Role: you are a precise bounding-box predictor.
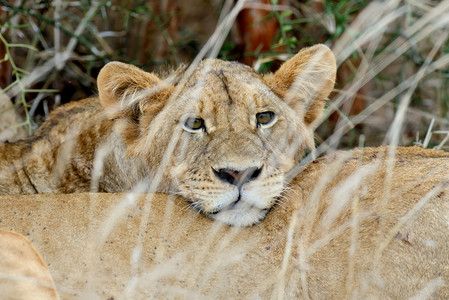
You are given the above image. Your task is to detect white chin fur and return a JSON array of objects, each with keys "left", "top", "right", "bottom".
[{"left": 208, "top": 201, "right": 268, "bottom": 227}]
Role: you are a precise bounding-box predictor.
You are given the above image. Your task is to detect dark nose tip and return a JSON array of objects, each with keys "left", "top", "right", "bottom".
[{"left": 213, "top": 166, "right": 262, "bottom": 186}]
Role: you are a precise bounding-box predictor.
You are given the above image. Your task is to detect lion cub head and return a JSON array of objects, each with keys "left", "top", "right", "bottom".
[{"left": 97, "top": 45, "right": 336, "bottom": 226}]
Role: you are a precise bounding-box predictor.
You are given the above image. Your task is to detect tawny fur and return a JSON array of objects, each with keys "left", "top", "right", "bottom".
[
  {"left": 0, "top": 230, "right": 59, "bottom": 300},
  {"left": 0, "top": 44, "right": 336, "bottom": 226},
  {"left": 1, "top": 146, "right": 449, "bottom": 299}
]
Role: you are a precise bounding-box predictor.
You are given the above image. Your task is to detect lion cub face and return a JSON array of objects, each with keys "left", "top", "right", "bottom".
[{"left": 97, "top": 45, "right": 336, "bottom": 226}]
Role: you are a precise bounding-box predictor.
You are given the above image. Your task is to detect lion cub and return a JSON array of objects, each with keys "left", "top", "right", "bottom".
[{"left": 0, "top": 45, "right": 336, "bottom": 226}]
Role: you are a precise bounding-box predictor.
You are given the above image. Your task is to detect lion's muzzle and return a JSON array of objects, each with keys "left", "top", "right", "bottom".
[{"left": 212, "top": 166, "right": 262, "bottom": 188}]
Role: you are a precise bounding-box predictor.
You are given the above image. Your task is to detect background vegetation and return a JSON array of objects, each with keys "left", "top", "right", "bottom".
[{"left": 1, "top": 0, "right": 449, "bottom": 150}]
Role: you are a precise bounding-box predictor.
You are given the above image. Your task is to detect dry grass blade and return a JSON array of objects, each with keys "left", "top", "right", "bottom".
[{"left": 1, "top": 0, "right": 449, "bottom": 299}]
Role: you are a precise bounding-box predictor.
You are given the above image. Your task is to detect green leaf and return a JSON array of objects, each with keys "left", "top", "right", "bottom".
[
  {"left": 134, "top": 6, "right": 149, "bottom": 13},
  {"left": 288, "top": 36, "right": 298, "bottom": 45},
  {"left": 282, "top": 25, "right": 293, "bottom": 32},
  {"left": 281, "top": 10, "right": 293, "bottom": 18}
]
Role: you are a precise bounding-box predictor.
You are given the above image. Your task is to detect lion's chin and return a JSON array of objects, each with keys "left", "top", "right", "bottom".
[{"left": 206, "top": 201, "right": 269, "bottom": 227}]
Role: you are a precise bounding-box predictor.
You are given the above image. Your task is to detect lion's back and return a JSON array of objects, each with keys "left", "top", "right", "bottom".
[
  {"left": 287, "top": 146, "right": 449, "bottom": 298},
  {"left": 0, "top": 97, "right": 106, "bottom": 195}
]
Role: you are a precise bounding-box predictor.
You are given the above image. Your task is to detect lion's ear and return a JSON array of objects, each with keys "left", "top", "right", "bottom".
[
  {"left": 264, "top": 44, "right": 336, "bottom": 126},
  {"left": 97, "top": 62, "right": 163, "bottom": 118}
]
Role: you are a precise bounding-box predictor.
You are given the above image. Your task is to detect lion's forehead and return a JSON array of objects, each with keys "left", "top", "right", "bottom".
[{"left": 180, "top": 61, "right": 279, "bottom": 119}]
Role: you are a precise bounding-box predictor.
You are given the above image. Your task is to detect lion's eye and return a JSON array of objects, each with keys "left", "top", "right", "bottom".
[
  {"left": 256, "top": 111, "right": 275, "bottom": 127},
  {"left": 184, "top": 117, "right": 205, "bottom": 132}
]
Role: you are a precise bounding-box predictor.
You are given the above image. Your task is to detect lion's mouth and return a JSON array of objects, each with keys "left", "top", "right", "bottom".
[
  {"left": 207, "top": 203, "right": 270, "bottom": 227},
  {"left": 201, "top": 196, "right": 272, "bottom": 227},
  {"left": 182, "top": 167, "right": 284, "bottom": 226},
  {"left": 207, "top": 195, "right": 241, "bottom": 215}
]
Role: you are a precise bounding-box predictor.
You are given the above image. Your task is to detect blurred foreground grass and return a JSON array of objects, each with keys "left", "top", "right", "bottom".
[{"left": 0, "top": 0, "right": 449, "bottom": 149}]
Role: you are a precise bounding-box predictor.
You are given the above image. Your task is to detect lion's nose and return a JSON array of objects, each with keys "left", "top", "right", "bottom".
[{"left": 213, "top": 166, "right": 262, "bottom": 187}]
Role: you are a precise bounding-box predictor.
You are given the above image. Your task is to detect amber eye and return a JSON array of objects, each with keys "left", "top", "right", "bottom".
[
  {"left": 256, "top": 111, "right": 275, "bottom": 127},
  {"left": 184, "top": 117, "right": 205, "bottom": 132}
]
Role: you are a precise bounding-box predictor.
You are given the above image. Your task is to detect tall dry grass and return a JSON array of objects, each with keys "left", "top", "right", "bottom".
[{"left": 1, "top": 0, "right": 449, "bottom": 298}]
